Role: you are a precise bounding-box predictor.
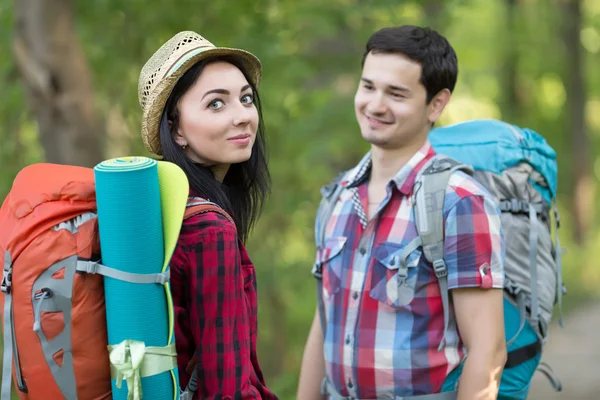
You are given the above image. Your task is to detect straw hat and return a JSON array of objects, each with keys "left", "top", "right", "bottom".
[{"left": 138, "top": 31, "right": 262, "bottom": 155}]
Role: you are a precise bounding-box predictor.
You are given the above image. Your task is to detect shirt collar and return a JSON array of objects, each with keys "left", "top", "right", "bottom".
[{"left": 343, "top": 141, "right": 436, "bottom": 196}]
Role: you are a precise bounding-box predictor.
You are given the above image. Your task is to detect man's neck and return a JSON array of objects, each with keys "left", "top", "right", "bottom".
[{"left": 370, "top": 137, "right": 427, "bottom": 185}]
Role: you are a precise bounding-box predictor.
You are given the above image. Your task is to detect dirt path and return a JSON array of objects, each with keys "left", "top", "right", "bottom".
[{"left": 527, "top": 301, "right": 600, "bottom": 399}]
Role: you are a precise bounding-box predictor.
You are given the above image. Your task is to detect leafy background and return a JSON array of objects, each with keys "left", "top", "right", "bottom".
[{"left": 1, "top": 0, "right": 599, "bottom": 398}]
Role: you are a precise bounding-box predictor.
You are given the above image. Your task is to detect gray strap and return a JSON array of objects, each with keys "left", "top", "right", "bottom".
[
  {"left": 506, "top": 292, "right": 527, "bottom": 347},
  {"left": 434, "top": 257, "right": 449, "bottom": 352},
  {"left": 180, "top": 366, "right": 198, "bottom": 400},
  {"left": 313, "top": 179, "right": 345, "bottom": 337},
  {"left": 528, "top": 204, "right": 539, "bottom": 332},
  {"left": 33, "top": 289, "right": 51, "bottom": 333},
  {"left": 2, "top": 295, "right": 13, "bottom": 400},
  {"left": 413, "top": 155, "right": 472, "bottom": 352},
  {"left": 76, "top": 260, "right": 170, "bottom": 285},
  {"left": 397, "top": 237, "right": 423, "bottom": 285},
  {"left": 187, "top": 199, "right": 219, "bottom": 208},
  {"left": 498, "top": 199, "right": 546, "bottom": 215},
  {"left": 536, "top": 362, "right": 563, "bottom": 392},
  {"left": 2, "top": 251, "right": 14, "bottom": 400},
  {"left": 553, "top": 206, "right": 564, "bottom": 328},
  {"left": 312, "top": 177, "right": 345, "bottom": 389}
]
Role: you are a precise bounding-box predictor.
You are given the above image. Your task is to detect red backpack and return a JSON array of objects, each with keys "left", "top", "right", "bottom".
[{"left": 0, "top": 163, "right": 231, "bottom": 399}]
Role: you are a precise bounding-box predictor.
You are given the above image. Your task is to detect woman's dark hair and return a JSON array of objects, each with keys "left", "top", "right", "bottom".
[{"left": 159, "top": 55, "right": 270, "bottom": 242}]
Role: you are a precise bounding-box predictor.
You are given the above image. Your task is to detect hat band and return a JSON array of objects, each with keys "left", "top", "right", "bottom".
[{"left": 164, "top": 45, "right": 214, "bottom": 78}]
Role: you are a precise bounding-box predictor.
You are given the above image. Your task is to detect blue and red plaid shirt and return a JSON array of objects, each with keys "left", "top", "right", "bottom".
[
  {"left": 170, "top": 206, "right": 278, "bottom": 400},
  {"left": 315, "top": 141, "right": 505, "bottom": 398}
]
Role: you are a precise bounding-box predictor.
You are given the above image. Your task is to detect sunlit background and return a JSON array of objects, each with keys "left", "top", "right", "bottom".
[{"left": 1, "top": 0, "right": 599, "bottom": 398}]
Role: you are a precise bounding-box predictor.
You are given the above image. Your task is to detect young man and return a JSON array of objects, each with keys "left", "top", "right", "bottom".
[{"left": 298, "top": 26, "right": 506, "bottom": 400}]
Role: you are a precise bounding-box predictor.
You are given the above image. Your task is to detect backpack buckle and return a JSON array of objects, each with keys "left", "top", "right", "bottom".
[
  {"left": 1, "top": 265, "right": 12, "bottom": 294},
  {"left": 432, "top": 259, "right": 447, "bottom": 278},
  {"left": 312, "top": 262, "right": 323, "bottom": 279}
]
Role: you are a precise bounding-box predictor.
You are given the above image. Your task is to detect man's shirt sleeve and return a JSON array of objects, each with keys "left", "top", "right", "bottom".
[{"left": 443, "top": 194, "right": 505, "bottom": 290}]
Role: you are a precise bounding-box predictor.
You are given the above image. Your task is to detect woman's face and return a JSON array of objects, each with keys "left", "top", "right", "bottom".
[{"left": 173, "top": 61, "right": 258, "bottom": 177}]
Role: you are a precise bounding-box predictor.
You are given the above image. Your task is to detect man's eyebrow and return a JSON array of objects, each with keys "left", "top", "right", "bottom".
[{"left": 361, "top": 78, "right": 410, "bottom": 92}]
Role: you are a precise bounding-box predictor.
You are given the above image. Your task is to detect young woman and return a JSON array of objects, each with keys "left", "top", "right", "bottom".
[{"left": 138, "top": 31, "right": 277, "bottom": 399}]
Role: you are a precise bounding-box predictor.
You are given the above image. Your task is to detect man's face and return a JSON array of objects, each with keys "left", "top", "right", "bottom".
[{"left": 354, "top": 52, "right": 442, "bottom": 150}]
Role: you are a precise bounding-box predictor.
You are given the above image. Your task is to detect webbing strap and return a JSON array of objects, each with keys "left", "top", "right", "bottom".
[
  {"left": 397, "top": 237, "right": 423, "bottom": 285},
  {"left": 180, "top": 374, "right": 198, "bottom": 400},
  {"left": 528, "top": 204, "right": 540, "bottom": 332},
  {"left": 414, "top": 155, "right": 472, "bottom": 352},
  {"left": 108, "top": 340, "right": 177, "bottom": 400},
  {"left": 313, "top": 178, "right": 345, "bottom": 391},
  {"left": 2, "top": 289, "right": 13, "bottom": 400},
  {"left": 76, "top": 260, "right": 170, "bottom": 285},
  {"left": 185, "top": 198, "right": 234, "bottom": 226},
  {"left": 183, "top": 198, "right": 236, "bottom": 399},
  {"left": 504, "top": 338, "right": 542, "bottom": 369},
  {"left": 32, "top": 289, "right": 51, "bottom": 333},
  {"left": 313, "top": 180, "right": 345, "bottom": 331},
  {"left": 553, "top": 206, "right": 564, "bottom": 328},
  {"left": 2, "top": 251, "right": 15, "bottom": 400},
  {"left": 536, "top": 362, "right": 563, "bottom": 392},
  {"left": 506, "top": 292, "right": 528, "bottom": 348}
]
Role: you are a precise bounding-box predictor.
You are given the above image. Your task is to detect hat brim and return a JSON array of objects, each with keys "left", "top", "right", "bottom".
[{"left": 141, "top": 47, "right": 262, "bottom": 155}]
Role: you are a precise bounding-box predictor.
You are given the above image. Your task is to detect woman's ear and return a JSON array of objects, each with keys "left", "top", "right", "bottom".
[{"left": 170, "top": 120, "right": 187, "bottom": 148}]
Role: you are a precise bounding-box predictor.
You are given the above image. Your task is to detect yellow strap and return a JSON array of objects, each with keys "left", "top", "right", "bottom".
[{"left": 108, "top": 340, "right": 177, "bottom": 400}]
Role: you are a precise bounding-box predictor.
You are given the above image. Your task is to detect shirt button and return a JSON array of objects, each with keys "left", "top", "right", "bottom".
[
  {"left": 359, "top": 247, "right": 366, "bottom": 255},
  {"left": 347, "top": 379, "right": 354, "bottom": 389},
  {"left": 352, "top": 292, "right": 359, "bottom": 300},
  {"left": 345, "top": 335, "right": 351, "bottom": 345}
]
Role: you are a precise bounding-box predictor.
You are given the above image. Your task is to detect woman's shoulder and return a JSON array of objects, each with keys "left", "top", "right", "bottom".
[{"left": 180, "top": 199, "right": 236, "bottom": 240}]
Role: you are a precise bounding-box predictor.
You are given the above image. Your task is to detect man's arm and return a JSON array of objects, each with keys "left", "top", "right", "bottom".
[
  {"left": 453, "top": 287, "right": 506, "bottom": 400},
  {"left": 442, "top": 189, "right": 506, "bottom": 400},
  {"left": 297, "top": 308, "right": 326, "bottom": 400}
]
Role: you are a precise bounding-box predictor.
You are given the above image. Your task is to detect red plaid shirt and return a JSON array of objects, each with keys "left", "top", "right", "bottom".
[{"left": 170, "top": 208, "right": 278, "bottom": 399}]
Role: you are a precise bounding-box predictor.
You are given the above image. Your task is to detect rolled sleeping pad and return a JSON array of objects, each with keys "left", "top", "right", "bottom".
[{"left": 94, "top": 157, "right": 189, "bottom": 400}]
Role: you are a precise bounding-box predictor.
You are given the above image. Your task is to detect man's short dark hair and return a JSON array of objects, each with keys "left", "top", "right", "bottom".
[{"left": 361, "top": 25, "right": 458, "bottom": 103}]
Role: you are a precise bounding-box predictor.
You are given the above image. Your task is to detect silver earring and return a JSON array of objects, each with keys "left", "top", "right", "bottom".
[{"left": 181, "top": 143, "right": 187, "bottom": 150}]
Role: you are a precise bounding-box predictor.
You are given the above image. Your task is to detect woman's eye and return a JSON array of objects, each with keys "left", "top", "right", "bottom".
[
  {"left": 208, "top": 99, "right": 224, "bottom": 110},
  {"left": 241, "top": 94, "right": 254, "bottom": 104}
]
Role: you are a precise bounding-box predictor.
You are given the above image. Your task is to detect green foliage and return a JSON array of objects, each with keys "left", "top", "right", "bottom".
[{"left": 1, "top": 0, "right": 600, "bottom": 397}]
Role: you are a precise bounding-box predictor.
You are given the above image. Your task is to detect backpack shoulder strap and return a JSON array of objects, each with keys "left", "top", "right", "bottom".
[
  {"left": 314, "top": 172, "right": 346, "bottom": 254},
  {"left": 312, "top": 171, "right": 346, "bottom": 394},
  {"left": 181, "top": 197, "right": 236, "bottom": 399},
  {"left": 184, "top": 197, "right": 234, "bottom": 227},
  {"left": 413, "top": 154, "right": 473, "bottom": 351}
]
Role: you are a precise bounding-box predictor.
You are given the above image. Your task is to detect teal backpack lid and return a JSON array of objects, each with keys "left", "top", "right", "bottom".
[{"left": 428, "top": 119, "right": 558, "bottom": 205}]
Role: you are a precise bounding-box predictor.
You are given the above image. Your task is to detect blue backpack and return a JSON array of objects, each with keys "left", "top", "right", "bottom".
[{"left": 424, "top": 119, "right": 564, "bottom": 399}]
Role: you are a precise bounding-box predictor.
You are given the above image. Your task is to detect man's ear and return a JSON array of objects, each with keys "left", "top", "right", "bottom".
[{"left": 427, "top": 89, "right": 452, "bottom": 125}]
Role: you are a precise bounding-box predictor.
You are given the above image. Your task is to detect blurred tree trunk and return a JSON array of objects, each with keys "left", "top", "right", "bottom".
[
  {"left": 559, "top": 0, "right": 592, "bottom": 245},
  {"left": 501, "top": 0, "right": 521, "bottom": 124},
  {"left": 423, "top": 0, "right": 445, "bottom": 28},
  {"left": 13, "top": 0, "right": 105, "bottom": 167}
]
